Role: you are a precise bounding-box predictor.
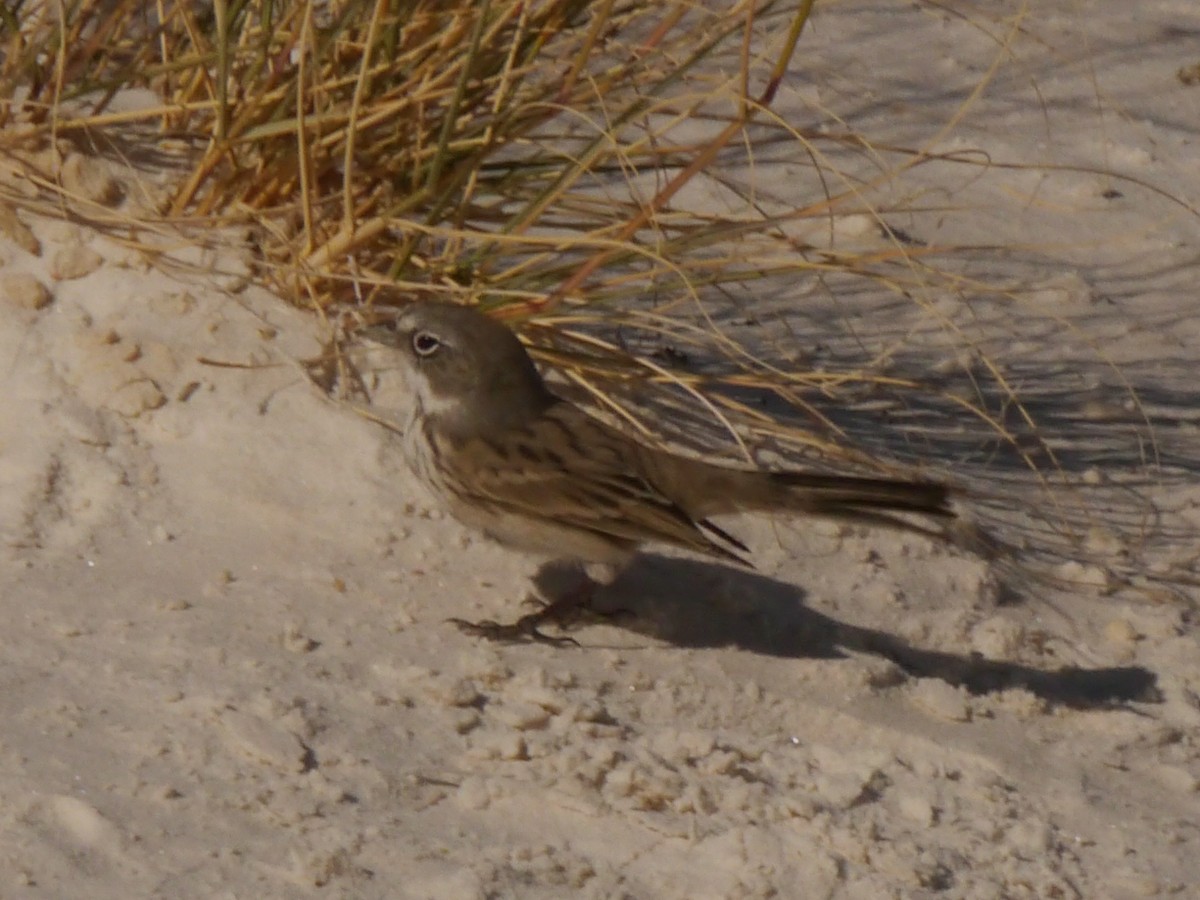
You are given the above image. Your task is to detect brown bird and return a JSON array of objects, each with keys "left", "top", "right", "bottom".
[{"left": 362, "top": 302, "right": 955, "bottom": 643}]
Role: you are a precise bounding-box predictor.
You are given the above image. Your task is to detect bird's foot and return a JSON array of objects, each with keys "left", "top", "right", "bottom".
[
  {"left": 450, "top": 578, "right": 629, "bottom": 645},
  {"left": 448, "top": 613, "right": 581, "bottom": 647}
]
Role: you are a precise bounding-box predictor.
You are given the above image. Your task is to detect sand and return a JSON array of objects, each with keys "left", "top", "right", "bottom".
[{"left": 1, "top": 3, "right": 1197, "bottom": 898}]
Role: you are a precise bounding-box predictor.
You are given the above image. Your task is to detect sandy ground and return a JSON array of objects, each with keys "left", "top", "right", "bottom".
[{"left": 1, "top": 4, "right": 1198, "bottom": 899}]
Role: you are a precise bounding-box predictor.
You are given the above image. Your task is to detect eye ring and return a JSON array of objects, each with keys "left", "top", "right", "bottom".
[{"left": 411, "top": 330, "right": 442, "bottom": 357}]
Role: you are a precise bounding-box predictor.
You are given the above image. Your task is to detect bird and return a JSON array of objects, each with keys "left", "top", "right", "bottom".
[{"left": 360, "top": 301, "right": 957, "bottom": 644}]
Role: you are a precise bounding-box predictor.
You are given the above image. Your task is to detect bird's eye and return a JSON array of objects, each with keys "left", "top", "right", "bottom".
[{"left": 411, "top": 330, "right": 442, "bottom": 357}]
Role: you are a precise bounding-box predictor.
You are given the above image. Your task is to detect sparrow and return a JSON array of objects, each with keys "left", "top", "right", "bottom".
[{"left": 361, "top": 301, "right": 956, "bottom": 643}]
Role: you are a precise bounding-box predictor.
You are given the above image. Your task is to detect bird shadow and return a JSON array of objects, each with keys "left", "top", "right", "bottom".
[{"left": 534, "top": 554, "right": 1161, "bottom": 711}]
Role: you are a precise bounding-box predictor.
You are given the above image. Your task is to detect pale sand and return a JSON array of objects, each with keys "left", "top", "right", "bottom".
[{"left": 1, "top": 4, "right": 1197, "bottom": 898}]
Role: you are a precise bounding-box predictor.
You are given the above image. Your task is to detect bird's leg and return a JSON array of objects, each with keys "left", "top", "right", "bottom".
[
  {"left": 449, "top": 577, "right": 593, "bottom": 646},
  {"left": 449, "top": 562, "right": 624, "bottom": 646},
  {"left": 449, "top": 613, "right": 582, "bottom": 647}
]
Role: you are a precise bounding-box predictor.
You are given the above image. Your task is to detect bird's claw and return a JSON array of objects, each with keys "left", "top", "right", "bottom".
[
  {"left": 447, "top": 615, "right": 580, "bottom": 647},
  {"left": 448, "top": 583, "right": 631, "bottom": 646}
]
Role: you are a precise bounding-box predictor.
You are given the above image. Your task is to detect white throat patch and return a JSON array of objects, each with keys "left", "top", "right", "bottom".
[{"left": 410, "top": 369, "right": 462, "bottom": 419}]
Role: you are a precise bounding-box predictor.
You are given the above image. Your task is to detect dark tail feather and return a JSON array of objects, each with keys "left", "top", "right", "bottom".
[{"left": 769, "top": 471, "right": 955, "bottom": 518}]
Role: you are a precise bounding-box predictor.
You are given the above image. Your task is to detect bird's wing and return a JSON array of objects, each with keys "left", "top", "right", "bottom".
[{"left": 441, "top": 403, "right": 749, "bottom": 564}]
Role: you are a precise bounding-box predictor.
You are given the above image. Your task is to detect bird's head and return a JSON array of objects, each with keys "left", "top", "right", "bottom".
[{"left": 362, "top": 302, "right": 554, "bottom": 436}]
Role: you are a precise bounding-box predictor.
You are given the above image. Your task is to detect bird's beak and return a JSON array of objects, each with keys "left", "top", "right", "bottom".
[{"left": 358, "top": 323, "right": 401, "bottom": 346}]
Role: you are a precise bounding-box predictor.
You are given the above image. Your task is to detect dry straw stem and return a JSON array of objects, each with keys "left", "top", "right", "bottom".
[{"left": 0, "top": 1, "right": 1190, "bottom": 594}]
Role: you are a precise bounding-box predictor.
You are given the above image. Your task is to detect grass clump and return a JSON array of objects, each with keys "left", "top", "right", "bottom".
[{"left": 2, "top": 1, "right": 816, "bottom": 309}]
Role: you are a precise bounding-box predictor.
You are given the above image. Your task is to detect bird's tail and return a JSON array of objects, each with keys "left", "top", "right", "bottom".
[
  {"left": 636, "top": 447, "right": 956, "bottom": 537},
  {"left": 675, "top": 467, "right": 956, "bottom": 543},
  {"left": 766, "top": 471, "right": 954, "bottom": 519}
]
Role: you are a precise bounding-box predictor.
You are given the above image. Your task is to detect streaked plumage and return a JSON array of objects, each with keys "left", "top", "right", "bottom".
[{"left": 363, "top": 302, "right": 955, "bottom": 641}]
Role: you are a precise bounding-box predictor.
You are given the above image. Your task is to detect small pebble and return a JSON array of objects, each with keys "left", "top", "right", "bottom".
[
  {"left": 1104, "top": 618, "right": 1139, "bottom": 645},
  {"left": 50, "top": 243, "right": 105, "bottom": 280},
  {"left": 0, "top": 201, "right": 41, "bottom": 254},
  {"left": 0, "top": 272, "right": 52, "bottom": 310},
  {"left": 59, "top": 153, "right": 122, "bottom": 206}
]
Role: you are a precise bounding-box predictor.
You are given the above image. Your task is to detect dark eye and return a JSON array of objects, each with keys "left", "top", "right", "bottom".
[{"left": 412, "top": 330, "right": 442, "bottom": 357}]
